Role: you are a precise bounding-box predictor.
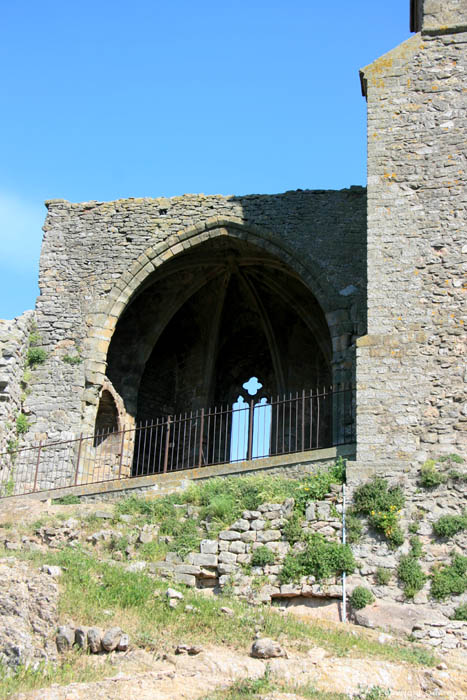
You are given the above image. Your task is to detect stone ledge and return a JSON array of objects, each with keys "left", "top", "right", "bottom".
[{"left": 18, "top": 444, "right": 355, "bottom": 503}]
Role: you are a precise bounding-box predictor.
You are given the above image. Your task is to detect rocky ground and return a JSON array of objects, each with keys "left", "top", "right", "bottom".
[
  {"left": 0, "top": 490, "right": 465, "bottom": 699},
  {"left": 11, "top": 643, "right": 467, "bottom": 700}
]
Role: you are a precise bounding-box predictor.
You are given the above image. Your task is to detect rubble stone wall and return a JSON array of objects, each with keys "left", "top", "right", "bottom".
[
  {"left": 357, "top": 12, "right": 466, "bottom": 467},
  {"left": 0, "top": 311, "right": 34, "bottom": 455},
  {"left": 24, "top": 188, "right": 366, "bottom": 441}
]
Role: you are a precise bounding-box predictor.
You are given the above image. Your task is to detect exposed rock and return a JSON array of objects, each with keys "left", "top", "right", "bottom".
[
  {"left": 117, "top": 633, "right": 130, "bottom": 651},
  {"left": 175, "top": 643, "right": 203, "bottom": 655},
  {"left": 250, "top": 637, "right": 287, "bottom": 659},
  {"left": 101, "top": 626, "right": 122, "bottom": 652},
  {"left": 56, "top": 625, "right": 75, "bottom": 653},
  {"left": 166, "top": 588, "right": 184, "bottom": 600},
  {"left": 41, "top": 565, "right": 63, "bottom": 578},
  {"left": 74, "top": 626, "right": 89, "bottom": 651},
  {"left": 351, "top": 601, "right": 449, "bottom": 636},
  {"left": 0, "top": 558, "right": 58, "bottom": 669},
  {"left": 87, "top": 627, "right": 103, "bottom": 653}
]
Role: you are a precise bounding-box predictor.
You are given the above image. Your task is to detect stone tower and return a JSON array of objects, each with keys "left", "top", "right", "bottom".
[{"left": 352, "top": 0, "right": 466, "bottom": 478}]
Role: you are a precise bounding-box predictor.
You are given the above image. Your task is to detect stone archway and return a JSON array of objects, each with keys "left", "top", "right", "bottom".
[{"left": 82, "top": 220, "right": 352, "bottom": 434}]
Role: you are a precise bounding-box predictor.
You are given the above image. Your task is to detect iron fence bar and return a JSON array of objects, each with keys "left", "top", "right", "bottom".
[
  {"left": 74, "top": 434, "right": 83, "bottom": 486},
  {"left": 163, "top": 416, "right": 171, "bottom": 474},
  {"left": 118, "top": 425, "right": 126, "bottom": 479},
  {"left": 0, "top": 386, "right": 356, "bottom": 498},
  {"left": 33, "top": 441, "right": 42, "bottom": 492}
]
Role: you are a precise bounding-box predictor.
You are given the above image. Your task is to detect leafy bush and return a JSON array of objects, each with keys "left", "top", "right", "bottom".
[
  {"left": 397, "top": 554, "right": 426, "bottom": 599},
  {"left": 432, "top": 512, "right": 467, "bottom": 539},
  {"left": 375, "top": 567, "right": 391, "bottom": 586},
  {"left": 26, "top": 347, "right": 47, "bottom": 368},
  {"left": 280, "top": 533, "right": 355, "bottom": 583},
  {"left": 16, "top": 412, "right": 30, "bottom": 435},
  {"left": 353, "top": 478, "right": 405, "bottom": 547},
  {"left": 346, "top": 513, "right": 363, "bottom": 543},
  {"left": 251, "top": 545, "right": 276, "bottom": 567},
  {"left": 282, "top": 512, "right": 303, "bottom": 544},
  {"left": 431, "top": 553, "right": 467, "bottom": 600},
  {"left": 452, "top": 603, "right": 467, "bottom": 621},
  {"left": 349, "top": 586, "right": 374, "bottom": 610},
  {"left": 419, "top": 460, "right": 446, "bottom": 488}
]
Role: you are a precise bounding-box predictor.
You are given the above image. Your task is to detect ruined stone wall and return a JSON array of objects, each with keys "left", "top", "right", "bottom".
[
  {"left": 25, "top": 189, "right": 366, "bottom": 442},
  {"left": 357, "top": 8, "right": 466, "bottom": 467},
  {"left": 0, "top": 311, "right": 34, "bottom": 455}
]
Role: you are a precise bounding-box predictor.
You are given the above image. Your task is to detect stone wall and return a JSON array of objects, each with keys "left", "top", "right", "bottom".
[
  {"left": 0, "top": 311, "right": 34, "bottom": 456},
  {"left": 357, "top": 4, "right": 466, "bottom": 467},
  {"left": 24, "top": 188, "right": 366, "bottom": 442}
]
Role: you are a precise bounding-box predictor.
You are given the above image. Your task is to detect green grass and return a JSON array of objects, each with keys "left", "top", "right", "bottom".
[
  {"left": 52, "top": 494, "right": 81, "bottom": 505},
  {"left": 203, "top": 674, "right": 350, "bottom": 700},
  {"left": 0, "top": 651, "right": 115, "bottom": 699},
  {"left": 3, "top": 545, "right": 438, "bottom": 669}
]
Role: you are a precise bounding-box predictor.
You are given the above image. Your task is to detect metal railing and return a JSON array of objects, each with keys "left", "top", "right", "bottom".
[{"left": 0, "top": 385, "right": 354, "bottom": 498}]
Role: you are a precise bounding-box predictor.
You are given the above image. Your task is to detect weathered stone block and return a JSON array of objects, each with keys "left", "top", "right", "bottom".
[
  {"left": 188, "top": 553, "right": 218, "bottom": 567},
  {"left": 200, "top": 539, "right": 218, "bottom": 554}
]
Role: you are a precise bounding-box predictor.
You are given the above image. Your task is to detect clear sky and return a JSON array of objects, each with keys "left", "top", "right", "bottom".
[{"left": 0, "top": 0, "right": 410, "bottom": 319}]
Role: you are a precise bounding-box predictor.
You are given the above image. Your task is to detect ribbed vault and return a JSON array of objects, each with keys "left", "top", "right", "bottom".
[{"left": 103, "top": 236, "right": 332, "bottom": 425}]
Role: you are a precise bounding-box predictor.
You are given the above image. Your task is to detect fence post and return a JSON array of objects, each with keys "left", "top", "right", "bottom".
[
  {"left": 247, "top": 399, "right": 254, "bottom": 461},
  {"left": 163, "top": 416, "right": 171, "bottom": 474},
  {"left": 74, "top": 434, "right": 83, "bottom": 486},
  {"left": 117, "top": 426, "right": 126, "bottom": 480},
  {"left": 33, "top": 441, "right": 42, "bottom": 493},
  {"left": 198, "top": 408, "right": 205, "bottom": 468}
]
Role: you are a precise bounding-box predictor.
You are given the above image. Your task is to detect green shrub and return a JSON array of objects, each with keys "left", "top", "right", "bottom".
[
  {"left": 16, "top": 412, "right": 30, "bottom": 435},
  {"left": 251, "top": 545, "right": 276, "bottom": 568},
  {"left": 452, "top": 603, "right": 467, "bottom": 621},
  {"left": 431, "top": 553, "right": 467, "bottom": 600},
  {"left": 346, "top": 513, "right": 363, "bottom": 543},
  {"left": 28, "top": 331, "right": 41, "bottom": 347},
  {"left": 349, "top": 586, "right": 374, "bottom": 610},
  {"left": 353, "top": 478, "right": 405, "bottom": 547},
  {"left": 419, "top": 460, "right": 446, "bottom": 488},
  {"left": 280, "top": 533, "right": 355, "bottom": 583},
  {"left": 409, "top": 536, "right": 424, "bottom": 558},
  {"left": 397, "top": 555, "right": 426, "bottom": 599},
  {"left": 451, "top": 603, "right": 467, "bottom": 622},
  {"left": 26, "top": 347, "right": 47, "bottom": 368},
  {"left": 282, "top": 512, "right": 303, "bottom": 544},
  {"left": 375, "top": 567, "right": 391, "bottom": 586},
  {"left": 432, "top": 512, "right": 467, "bottom": 539}
]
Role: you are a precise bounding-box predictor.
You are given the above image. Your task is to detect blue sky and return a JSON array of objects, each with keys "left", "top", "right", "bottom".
[{"left": 0, "top": 0, "right": 410, "bottom": 319}]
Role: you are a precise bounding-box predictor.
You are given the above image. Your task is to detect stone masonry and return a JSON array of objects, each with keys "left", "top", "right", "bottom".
[
  {"left": 354, "top": 0, "right": 466, "bottom": 470},
  {"left": 0, "top": 0, "right": 465, "bottom": 492}
]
